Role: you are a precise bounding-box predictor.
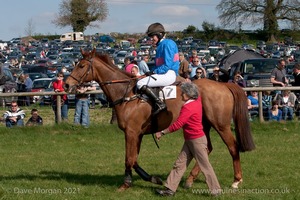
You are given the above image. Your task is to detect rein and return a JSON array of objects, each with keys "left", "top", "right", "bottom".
[
  {"left": 99, "top": 75, "right": 146, "bottom": 86},
  {"left": 98, "top": 75, "right": 146, "bottom": 106}
]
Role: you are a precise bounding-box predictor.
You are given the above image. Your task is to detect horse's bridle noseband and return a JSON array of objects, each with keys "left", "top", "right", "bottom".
[{"left": 69, "top": 58, "right": 94, "bottom": 87}]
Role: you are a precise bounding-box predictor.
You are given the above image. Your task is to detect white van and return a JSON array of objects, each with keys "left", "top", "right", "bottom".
[{"left": 60, "top": 32, "right": 84, "bottom": 41}]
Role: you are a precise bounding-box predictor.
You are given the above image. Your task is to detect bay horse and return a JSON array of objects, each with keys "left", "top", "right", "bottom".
[{"left": 64, "top": 49, "right": 255, "bottom": 191}]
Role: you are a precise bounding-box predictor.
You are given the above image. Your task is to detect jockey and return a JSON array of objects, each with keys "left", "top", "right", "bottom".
[{"left": 137, "top": 22, "right": 179, "bottom": 115}]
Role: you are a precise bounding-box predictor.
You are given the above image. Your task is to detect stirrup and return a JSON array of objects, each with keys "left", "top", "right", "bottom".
[{"left": 152, "top": 104, "right": 166, "bottom": 115}]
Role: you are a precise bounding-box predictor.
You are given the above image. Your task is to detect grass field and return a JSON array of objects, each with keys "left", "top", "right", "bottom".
[{"left": 0, "top": 106, "right": 299, "bottom": 199}]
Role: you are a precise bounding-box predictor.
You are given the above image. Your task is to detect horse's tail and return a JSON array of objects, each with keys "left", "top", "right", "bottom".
[{"left": 226, "top": 83, "right": 255, "bottom": 152}]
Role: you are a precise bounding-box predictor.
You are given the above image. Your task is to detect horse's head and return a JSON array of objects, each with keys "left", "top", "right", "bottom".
[{"left": 65, "top": 49, "right": 96, "bottom": 93}]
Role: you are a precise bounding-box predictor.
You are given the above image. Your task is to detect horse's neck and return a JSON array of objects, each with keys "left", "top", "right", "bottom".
[{"left": 94, "top": 64, "right": 135, "bottom": 102}]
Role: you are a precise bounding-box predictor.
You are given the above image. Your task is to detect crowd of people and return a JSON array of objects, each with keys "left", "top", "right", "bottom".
[
  {"left": 247, "top": 61, "right": 300, "bottom": 122},
  {"left": 175, "top": 51, "right": 300, "bottom": 122}
]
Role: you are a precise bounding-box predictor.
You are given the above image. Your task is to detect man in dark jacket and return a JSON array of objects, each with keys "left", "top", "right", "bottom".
[
  {"left": 292, "top": 63, "right": 300, "bottom": 94},
  {"left": 209, "top": 66, "right": 229, "bottom": 82}
]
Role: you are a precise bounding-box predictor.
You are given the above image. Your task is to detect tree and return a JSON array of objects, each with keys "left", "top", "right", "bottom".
[
  {"left": 184, "top": 25, "right": 197, "bottom": 34},
  {"left": 52, "top": 0, "right": 108, "bottom": 32},
  {"left": 24, "top": 18, "right": 36, "bottom": 37},
  {"left": 216, "top": 0, "right": 300, "bottom": 42}
]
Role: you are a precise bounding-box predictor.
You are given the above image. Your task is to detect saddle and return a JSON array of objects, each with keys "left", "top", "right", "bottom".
[{"left": 139, "top": 76, "right": 185, "bottom": 99}]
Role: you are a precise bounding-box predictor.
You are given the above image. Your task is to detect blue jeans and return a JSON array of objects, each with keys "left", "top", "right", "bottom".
[
  {"left": 52, "top": 100, "right": 69, "bottom": 123},
  {"left": 282, "top": 106, "right": 294, "bottom": 120},
  {"left": 6, "top": 119, "right": 24, "bottom": 127},
  {"left": 74, "top": 99, "right": 90, "bottom": 126}
]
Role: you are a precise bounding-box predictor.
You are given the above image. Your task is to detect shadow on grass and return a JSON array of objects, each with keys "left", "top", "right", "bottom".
[{"left": 0, "top": 171, "right": 167, "bottom": 188}]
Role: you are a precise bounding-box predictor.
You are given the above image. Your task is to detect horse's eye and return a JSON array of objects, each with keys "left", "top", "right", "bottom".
[{"left": 77, "top": 63, "right": 85, "bottom": 68}]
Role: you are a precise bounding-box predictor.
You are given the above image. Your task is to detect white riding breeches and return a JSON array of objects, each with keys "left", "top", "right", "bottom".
[{"left": 136, "top": 70, "right": 176, "bottom": 89}]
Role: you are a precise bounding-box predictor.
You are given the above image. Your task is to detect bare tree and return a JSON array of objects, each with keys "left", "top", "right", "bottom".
[
  {"left": 52, "top": 0, "right": 108, "bottom": 32},
  {"left": 216, "top": 0, "right": 300, "bottom": 41},
  {"left": 24, "top": 18, "right": 36, "bottom": 37}
]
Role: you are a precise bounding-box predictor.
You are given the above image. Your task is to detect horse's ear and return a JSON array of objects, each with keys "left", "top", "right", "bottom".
[{"left": 80, "top": 48, "right": 85, "bottom": 55}]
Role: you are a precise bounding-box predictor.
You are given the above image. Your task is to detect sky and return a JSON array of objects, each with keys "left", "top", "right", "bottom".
[{"left": 0, "top": 0, "right": 242, "bottom": 41}]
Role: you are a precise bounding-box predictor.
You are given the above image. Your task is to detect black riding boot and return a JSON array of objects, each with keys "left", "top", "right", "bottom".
[{"left": 140, "top": 86, "right": 166, "bottom": 115}]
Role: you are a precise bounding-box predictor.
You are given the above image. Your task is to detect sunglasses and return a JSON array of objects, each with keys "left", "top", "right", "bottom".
[{"left": 196, "top": 72, "right": 202, "bottom": 74}]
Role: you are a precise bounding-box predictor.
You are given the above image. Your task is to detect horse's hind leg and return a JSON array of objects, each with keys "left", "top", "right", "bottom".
[{"left": 217, "top": 126, "right": 243, "bottom": 188}]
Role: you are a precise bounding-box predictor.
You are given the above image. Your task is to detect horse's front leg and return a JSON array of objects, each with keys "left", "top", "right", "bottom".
[
  {"left": 118, "top": 131, "right": 162, "bottom": 191},
  {"left": 133, "top": 134, "right": 163, "bottom": 185}
]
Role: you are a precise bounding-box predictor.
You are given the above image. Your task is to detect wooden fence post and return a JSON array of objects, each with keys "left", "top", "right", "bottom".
[{"left": 56, "top": 95, "right": 62, "bottom": 123}]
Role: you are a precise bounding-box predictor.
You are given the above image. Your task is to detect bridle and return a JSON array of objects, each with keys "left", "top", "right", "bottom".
[
  {"left": 69, "top": 58, "right": 94, "bottom": 87},
  {"left": 69, "top": 57, "right": 145, "bottom": 106}
]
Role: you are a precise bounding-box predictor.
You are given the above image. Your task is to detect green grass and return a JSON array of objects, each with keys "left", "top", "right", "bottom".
[{"left": 0, "top": 106, "right": 299, "bottom": 199}]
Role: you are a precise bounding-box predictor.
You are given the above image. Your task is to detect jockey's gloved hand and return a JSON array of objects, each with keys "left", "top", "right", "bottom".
[{"left": 145, "top": 71, "right": 154, "bottom": 76}]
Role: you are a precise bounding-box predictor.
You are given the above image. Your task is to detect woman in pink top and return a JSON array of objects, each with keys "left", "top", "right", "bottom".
[{"left": 155, "top": 82, "right": 221, "bottom": 196}]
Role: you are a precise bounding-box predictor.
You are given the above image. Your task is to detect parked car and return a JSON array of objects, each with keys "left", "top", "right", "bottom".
[
  {"left": 229, "top": 58, "right": 294, "bottom": 87},
  {"left": 31, "top": 78, "right": 53, "bottom": 103},
  {"left": 0, "top": 65, "right": 18, "bottom": 105},
  {"left": 28, "top": 72, "right": 48, "bottom": 81},
  {"left": 40, "top": 83, "right": 53, "bottom": 105}
]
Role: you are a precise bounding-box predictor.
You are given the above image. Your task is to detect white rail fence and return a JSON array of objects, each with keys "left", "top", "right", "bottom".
[{"left": 1, "top": 86, "right": 300, "bottom": 123}]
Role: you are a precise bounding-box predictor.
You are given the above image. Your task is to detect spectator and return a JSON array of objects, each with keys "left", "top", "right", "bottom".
[
  {"left": 247, "top": 91, "right": 259, "bottom": 121},
  {"left": 291, "top": 63, "right": 300, "bottom": 95},
  {"left": 228, "top": 71, "right": 246, "bottom": 87},
  {"left": 268, "top": 100, "right": 282, "bottom": 122},
  {"left": 155, "top": 82, "right": 221, "bottom": 197},
  {"left": 182, "top": 72, "right": 191, "bottom": 82},
  {"left": 262, "top": 91, "right": 272, "bottom": 120},
  {"left": 189, "top": 57, "right": 206, "bottom": 78},
  {"left": 276, "top": 90, "right": 296, "bottom": 120},
  {"left": 74, "top": 83, "right": 96, "bottom": 128},
  {"left": 26, "top": 108, "right": 43, "bottom": 126},
  {"left": 138, "top": 54, "right": 150, "bottom": 75},
  {"left": 124, "top": 62, "right": 137, "bottom": 74},
  {"left": 131, "top": 65, "right": 140, "bottom": 76},
  {"left": 16, "top": 74, "right": 26, "bottom": 106},
  {"left": 188, "top": 50, "right": 198, "bottom": 63},
  {"left": 210, "top": 66, "right": 229, "bottom": 82},
  {"left": 52, "top": 72, "right": 68, "bottom": 123},
  {"left": 3, "top": 101, "right": 25, "bottom": 127},
  {"left": 89, "top": 81, "right": 98, "bottom": 109},
  {"left": 24, "top": 74, "right": 33, "bottom": 106},
  {"left": 123, "top": 57, "right": 131, "bottom": 71},
  {"left": 270, "top": 59, "right": 288, "bottom": 93},
  {"left": 190, "top": 67, "right": 206, "bottom": 81},
  {"left": 61, "top": 66, "right": 67, "bottom": 73},
  {"left": 178, "top": 52, "right": 189, "bottom": 78}
]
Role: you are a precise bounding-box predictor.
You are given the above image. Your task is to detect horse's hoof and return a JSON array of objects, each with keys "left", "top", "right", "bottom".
[
  {"left": 117, "top": 183, "right": 131, "bottom": 192},
  {"left": 184, "top": 177, "right": 194, "bottom": 189},
  {"left": 231, "top": 179, "right": 243, "bottom": 189},
  {"left": 184, "top": 181, "right": 193, "bottom": 189},
  {"left": 150, "top": 176, "right": 163, "bottom": 185}
]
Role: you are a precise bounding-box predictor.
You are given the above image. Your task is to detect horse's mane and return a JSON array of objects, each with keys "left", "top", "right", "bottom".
[{"left": 94, "top": 52, "right": 134, "bottom": 77}]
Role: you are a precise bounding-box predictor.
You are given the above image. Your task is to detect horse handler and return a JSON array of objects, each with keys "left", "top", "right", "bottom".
[{"left": 155, "top": 82, "right": 221, "bottom": 197}]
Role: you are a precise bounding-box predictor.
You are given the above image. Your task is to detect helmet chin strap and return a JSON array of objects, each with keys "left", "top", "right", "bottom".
[{"left": 157, "top": 33, "right": 164, "bottom": 44}]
